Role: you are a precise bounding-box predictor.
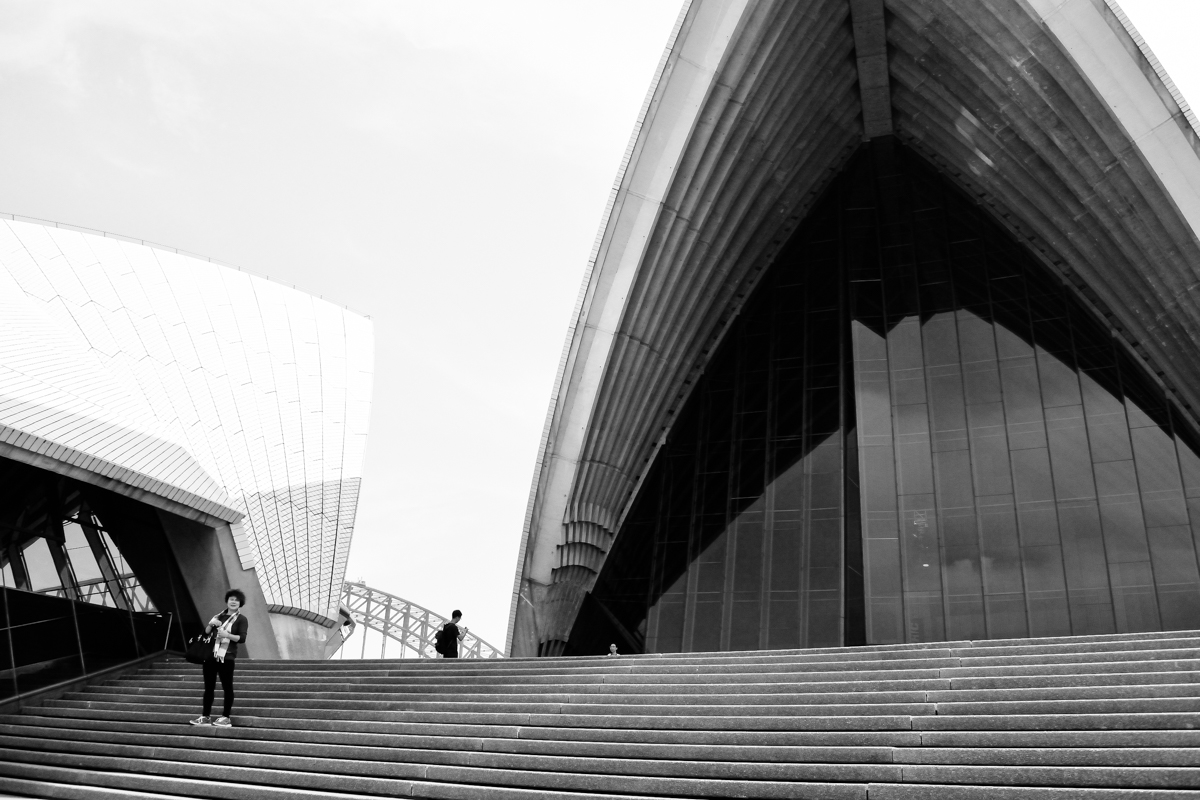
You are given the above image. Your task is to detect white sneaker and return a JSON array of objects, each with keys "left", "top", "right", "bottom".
[
  {"left": 211, "top": 716, "right": 232, "bottom": 728},
  {"left": 188, "top": 716, "right": 211, "bottom": 726}
]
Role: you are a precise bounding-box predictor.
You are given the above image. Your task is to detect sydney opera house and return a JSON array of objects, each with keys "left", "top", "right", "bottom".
[
  {"left": 0, "top": 218, "right": 372, "bottom": 698},
  {"left": 510, "top": 0, "right": 1200, "bottom": 657}
]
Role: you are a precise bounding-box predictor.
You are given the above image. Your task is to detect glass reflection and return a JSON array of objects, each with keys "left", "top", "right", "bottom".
[{"left": 572, "top": 141, "right": 1200, "bottom": 654}]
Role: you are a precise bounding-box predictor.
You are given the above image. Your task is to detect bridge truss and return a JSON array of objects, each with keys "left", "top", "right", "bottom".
[{"left": 338, "top": 581, "right": 503, "bottom": 659}]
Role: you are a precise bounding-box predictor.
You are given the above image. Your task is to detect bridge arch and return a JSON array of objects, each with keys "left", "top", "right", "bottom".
[{"left": 336, "top": 581, "right": 503, "bottom": 659}]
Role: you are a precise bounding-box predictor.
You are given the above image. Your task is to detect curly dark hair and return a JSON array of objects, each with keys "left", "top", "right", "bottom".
[{"left": 225, "top": 589, "right": 247, "bottom": 606}]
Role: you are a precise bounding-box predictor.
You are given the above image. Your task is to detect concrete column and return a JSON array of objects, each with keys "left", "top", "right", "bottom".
[{"left": 158, "top": 511, "right": 280, "bottom": 660}]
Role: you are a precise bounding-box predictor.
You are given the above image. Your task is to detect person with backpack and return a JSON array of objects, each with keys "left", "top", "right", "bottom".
[
  {"left": 434, "top": 610, "right": 465, "bottom": 658},
  {"left": 189, "top": 589, "right": 249, "bottom": 727}
]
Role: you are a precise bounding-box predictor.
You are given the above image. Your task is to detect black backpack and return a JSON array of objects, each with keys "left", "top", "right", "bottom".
[{"left": 434, "top": 625, "right": 450, "bottom": 655}]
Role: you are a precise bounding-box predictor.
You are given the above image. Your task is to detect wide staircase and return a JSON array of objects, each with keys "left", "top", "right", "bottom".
[{"left": 0, "top": 630, "right": 1197, "bottom": 799}]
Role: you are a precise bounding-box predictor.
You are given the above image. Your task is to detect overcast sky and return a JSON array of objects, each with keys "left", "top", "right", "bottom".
[{"left": 0, "top": 1, "right": 1196, "bottom": 652}]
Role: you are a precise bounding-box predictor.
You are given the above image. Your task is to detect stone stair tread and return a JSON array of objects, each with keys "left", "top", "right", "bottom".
[
  {"left": 916, "top": 730, "right": 1200, "bottom": 747},
  {"left": 11, "top": 711, "right": 1199, "bottom": 749},
  {"left": 48, "top": 693, "right": 1200, "bottom": 717},
  {"left": 110, "top": 669, "right": 1200, "bottom": 691},
  {"left": 42, "top": 697, "right": 944, "bottom": 717},
  {"left": 101, "top": 677, "right": 959, "bottom": 692},
  {"left": 0, "top": 712, "right": 924, "bottom": 745},
  {"left": 0, "top": 761, "right": 663, "bottom": 800},
  {"left": 74, "top": 682, "right": 1200, "bottom": 704},
  {"left": 0, "top": 721, "right": 901, "bottom": 763},
  {"left": 8, "top": 723, "right": 1199, "bottom": 768},
  {"left": 912, "top": 712, "right": 1200, "bottom": 730},
  {"left": 140, "top": 641, "right": 1200, "bottom": 672},
  {"left": 139, "top": 657, "right": 1200, "bottom": 682},
  {"left": 0, "top": 733, "right": 906, "bottom": 781},
  {"left": 8, "top": 630, "right": 1200, "bottom": 797},
  {"left": 77, "top": 688, "right": 944, "bottom": 705},
  {"left": 7, "top": 738, "right": 1200, "bottom": 796},
  {"left": 0, "top": 746, "right": 877, "bottom": 798},
  {"left": 895, "top": 747, "right": 1200, "bottom": 767},
  {"left": 867, "top": 784, "right": 1196, "bottom": 798}
]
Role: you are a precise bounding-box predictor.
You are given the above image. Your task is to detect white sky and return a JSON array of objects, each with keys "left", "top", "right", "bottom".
[{"left": 0, "top": 1, "right": 1196, "bottom": 652}]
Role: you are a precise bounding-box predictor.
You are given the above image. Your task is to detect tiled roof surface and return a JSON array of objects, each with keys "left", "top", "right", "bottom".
[{"left": 0, "top": 220, "right": 373, "bottom": 619}]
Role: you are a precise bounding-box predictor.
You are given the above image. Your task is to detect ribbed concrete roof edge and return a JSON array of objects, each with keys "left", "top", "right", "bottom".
[
  {"left": 505, "top": 0, "right": 703, "bottom": 655},
  {"left": 513, "top": 0, "right": 1200, "bottom": 656},
  {"left": 1100, "top": 0, "right": 1200, "bottom": 144},
  {"left": 0, "top": 432, "right": 242, "bottom": 528}
]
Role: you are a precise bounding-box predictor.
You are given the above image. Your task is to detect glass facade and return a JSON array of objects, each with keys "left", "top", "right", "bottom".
[
  {"left": 567, "top": 140, "right": 1200, "bottom": 654},
  {"left": 0, "top": 455, "right": 191, "bottom": 701}
]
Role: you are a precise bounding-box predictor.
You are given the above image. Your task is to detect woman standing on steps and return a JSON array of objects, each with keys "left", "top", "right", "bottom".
[{"left": 189, "top": 589, "right": 249, "bottom": 728}]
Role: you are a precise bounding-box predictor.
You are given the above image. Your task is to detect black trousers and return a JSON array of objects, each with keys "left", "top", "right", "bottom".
[{"left": 202, "top": 658, "right": 236, "bottom": 717}]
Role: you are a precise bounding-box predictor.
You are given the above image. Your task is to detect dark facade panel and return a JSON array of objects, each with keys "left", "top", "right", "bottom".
[
  {"left": 0, "top": 455, "right": 199, "bottom": 700},
  {"left": 567, "top": 140, "right": 1200, "bottom": 655}
]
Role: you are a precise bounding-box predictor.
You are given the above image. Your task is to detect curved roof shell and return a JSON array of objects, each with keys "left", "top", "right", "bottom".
[
  {"left": 0, "top": 218, "right": 373, "bottom": 620},
  {"left": 509, "top": 0, "right": 1200, "bottom": 653}
]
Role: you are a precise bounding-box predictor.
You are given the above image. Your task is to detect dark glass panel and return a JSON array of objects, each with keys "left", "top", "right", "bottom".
[
  {"left": 1146, "top": 525, "right": 1200, "bottom": 630},
  {"left": 1057, "top": 500, "right": 1116, "bottom": 634},
  {"left": 770, "top": 518, "right": 801, "bottom": 591},
  {"left": 571, "top": 139, "right": 1200, "bottom": 655},
  {"left": 1046, "top": 405, "right": 1095, "bottom": 501},
  {"left": 1094, "top": 460, "right": 1151, "bottom": 565},
  {"left": 865, "top": 538, "right": 904, "bottom": 643},
  {"left": 77, "top": 601, "right": 138, "bottom": 672},
  {"left": 1109, "top": 560, "right": 1160, "bottom": 633},
  {"left": 1021, "top": 544, "right": 1071, "bottom": 637},
  {"left": 1037, "top": 348, "right": 1082, "bottom": 409},
  {"left": 1130, "top": 424, "right": 1189, "bottom": 528},
  {"left": 0, "top": 590, "right": 14, "bottom": 699},
  {"left": 6, "top": 588, "right": 83, "bottom": 695}
]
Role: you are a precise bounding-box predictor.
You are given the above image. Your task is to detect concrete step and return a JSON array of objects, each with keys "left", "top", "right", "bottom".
[
  {"left": 40, "top": 695, "right": 944, "bottom": 718},
  {"left": 108, "top": 668, "right": 1200, "bottom": 693},
  {"left": 49, "top": 690, "right": 1200, "bottom": 718},
  {"left": 29, "top": 701, "right": 927, "bottom": 730},
  {"left": 138, "top": 639, "right": 1200, "bottom": 675},
  {"left": 6, "top": 721, "right": 1199, "bottom": 768},
  {"left": 0, "top": 745, "right": 885, "bottom": 798},
  {"left": 0, "top": 711, "right": 924, "bottom": 745},
  {"left": 0, "top": 733, "right": 905, "bottom": 782},
  {"left": 75, "top": 681, "right": 1200, "bottom": 705},
  {"left": 77, "top": 686, "right": 944, "bottom": 705},
  {"left": 0, "top": 721, "right": 899, "bottom": 764},
  {"left": 108, "top": 676, "right": 960, "bottom": 693},
  {"left": 0, "top": 761, "right": 667, "bottom": 800},
  {"left": 7, "top": 630, "right": 1200, "bottom": 798},
  {"left": 12, "top": 709, "right": 1200, "bottom": 749},
  {"left": 137, "top": 654, "right": 1200, "bottom": 681},
  {"left": 3, "top": 740, "right": 1199, "bottom": 794},
  {"left": 139, "top": 630, "right": 1200, "bottom": 669}
]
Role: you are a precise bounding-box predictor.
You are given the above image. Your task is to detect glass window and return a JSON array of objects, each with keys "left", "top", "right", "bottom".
[
  {"left": 23, "top": 538, "right": 64, "bottom": 594},
  {"left": 570, "top": 141, "right": 1200, "bottom": 654},
  {"left": 64, "top": 521, "right": 103, "bottom": 584}
]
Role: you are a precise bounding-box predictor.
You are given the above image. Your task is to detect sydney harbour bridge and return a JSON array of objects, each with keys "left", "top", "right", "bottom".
[{"left": 331, "top": 581, "right": 503, "bottom": 659}]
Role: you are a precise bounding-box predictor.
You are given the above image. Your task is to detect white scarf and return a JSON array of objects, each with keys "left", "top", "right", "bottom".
[{"left": 213, "top": 611, "right": 239, "bottom": 662}]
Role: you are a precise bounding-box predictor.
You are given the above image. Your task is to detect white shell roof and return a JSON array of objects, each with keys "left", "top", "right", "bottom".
[{"left": 0, "top": 219, "right": 374, "bottom": 619}]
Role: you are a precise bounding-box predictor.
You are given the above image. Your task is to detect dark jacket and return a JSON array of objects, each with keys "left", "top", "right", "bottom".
[
  {"left": 209, "top": 612, "right": 249, "bottom": 659},
  {"left": 441, "top": 623, "right": 460, "bottom": 658}
]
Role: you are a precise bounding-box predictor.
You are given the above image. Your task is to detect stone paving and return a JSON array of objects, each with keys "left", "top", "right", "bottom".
[{"left": 0, "top": 630, "right": 1197, "bottom": 797}]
